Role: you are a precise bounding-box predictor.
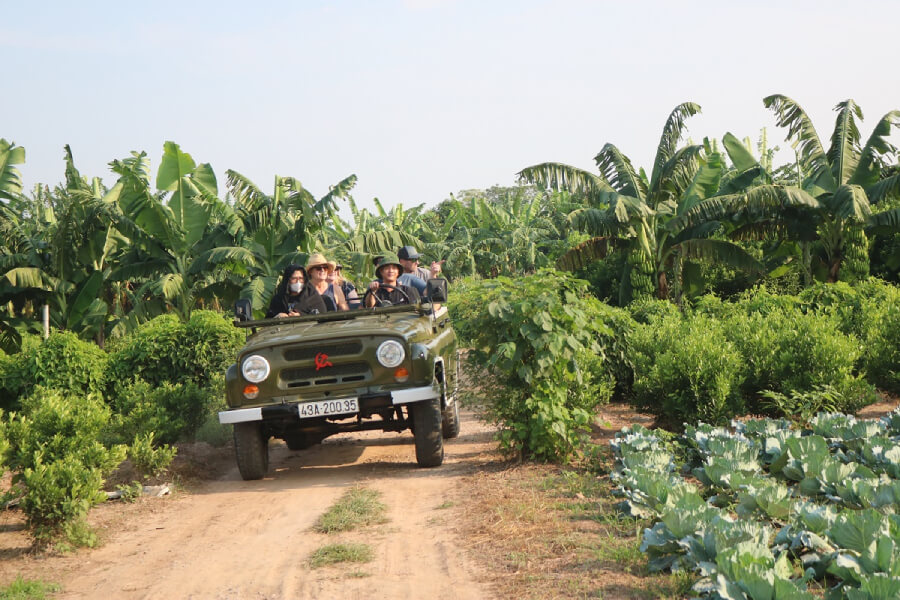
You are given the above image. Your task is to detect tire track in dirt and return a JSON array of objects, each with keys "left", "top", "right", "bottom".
[{"left": 47, "top": 410, "right": 497, "bottom": 600}]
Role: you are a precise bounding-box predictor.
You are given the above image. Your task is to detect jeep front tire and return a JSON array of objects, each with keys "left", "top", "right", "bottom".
[
  {"left": 234, "top": 422, "right": 269, "bottom": 480},
  {"left": 412, "top": 399, "right": 444, "bottom": 467}
]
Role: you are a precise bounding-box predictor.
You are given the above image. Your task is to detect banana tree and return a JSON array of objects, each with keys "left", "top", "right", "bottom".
[
  {"left": 187, "top": 169, "right": 355, "bottom": 316},
  {"left": 520, "top": 103, "right": 763, "bottom": 302},
  {"left": 674, "top": 96, "right": 900, "bottom": 283},
  {"left": 105, "top": 142, "right": 233, "bottom": 323}
]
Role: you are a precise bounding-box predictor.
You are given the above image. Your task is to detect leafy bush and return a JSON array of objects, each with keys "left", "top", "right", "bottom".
[
  {"left": 724, "top": 307, "right": 865, "bottom": 409},
  {"left": 627, "top": 297, "right": 682, "bottom": 324},
  {"left": 0, "top": 332, "right": 107, "bottom": 412},
  {"left": 4, "top": 388, "right": 126, "bottom": 547},
  {"left": 855, "top": 279, "right": 900, "bottom": 394},
  {"left": 110, "top": 378, "right": 221, "bottom": 445},
  {"left": 5, "top": 389, "right": 125, "bottom": 475},
  {"left": 19, "top": 455, "right": 107, "bottom": 547},
  {"left": 128, "top": 432, "right": 176, "bottom": 480},
  {"left": 798, "top": 281, "right": 864, "bottom": 337},
  {"left": 105, "top": 311, "right": 243, "bottom": 394},
  {"left": 458, "top": 271, "right": 615, "bottom": 461},
  {"left": 628, "top": 315, "right": 744, "bottom": 424},
  {"left": 861, "top": 300, "right": 900, "bottom": 394}
]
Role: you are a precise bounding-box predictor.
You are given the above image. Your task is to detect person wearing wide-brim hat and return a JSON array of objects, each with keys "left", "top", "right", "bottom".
[
  {"left": 365, "top": 252, "right": 421, "bottom": 307},
  {"left": 306, "top": 253, "right": 348, "bottom": 311}
]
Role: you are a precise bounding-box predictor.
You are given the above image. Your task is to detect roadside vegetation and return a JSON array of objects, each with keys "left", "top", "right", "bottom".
[
  {"left": 2, "top": 94, "right": 900, "bottom": 596},
  {"left": 313, "top": 487, "right": 388, "bottom": 533},
  {"left": 0, "top": 576, "right": 59, "bottom": 600},
  {"left": 308, "top": 487, "right": 387, "bottom": 571}
]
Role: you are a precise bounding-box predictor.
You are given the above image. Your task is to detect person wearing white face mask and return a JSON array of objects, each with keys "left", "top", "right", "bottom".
[{"left": 265, "top": 264, "right": 326, "bottom": 318}]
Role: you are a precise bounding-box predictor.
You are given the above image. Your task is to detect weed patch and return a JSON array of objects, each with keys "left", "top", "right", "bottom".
[
  {"left": 313, "top": 487, "right": 387, "bottom": 533},
  {"left": 308, "top": 542, "right": 373, "bottom": 568}
]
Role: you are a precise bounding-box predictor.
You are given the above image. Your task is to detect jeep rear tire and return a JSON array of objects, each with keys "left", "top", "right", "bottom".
[
  {"left": 234, "top": 422, "right": 269, "bottom": 480},
  {"left": 441, "top": 399, "right": 460, "bottom": 439},
  {"left": 412, "top": 399, "right": 444, "bottom": 467}
]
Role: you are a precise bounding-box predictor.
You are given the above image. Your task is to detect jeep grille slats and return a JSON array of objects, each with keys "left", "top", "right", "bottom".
[
  {"left": 283, "top": 341, "right": 363, "bottom": 361},
  {"left": 281, "top": 362, "right": 370, "bottom": 387}
]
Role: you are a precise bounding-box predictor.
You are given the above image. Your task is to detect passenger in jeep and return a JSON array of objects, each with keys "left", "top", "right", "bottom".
[
  {"left": 365, "top": 252, "right": 421, "bottom": 307},
  {"left": 266, "top": 265, "right": 327, "bottom": 318}
]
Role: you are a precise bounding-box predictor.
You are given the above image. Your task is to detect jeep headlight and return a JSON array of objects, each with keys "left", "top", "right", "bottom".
[
  {"left": 241, "top": 354, "right": 270, "bottom": 383},
  {"left": 376, "top": 340, "right": 405, "bottom": 368}
]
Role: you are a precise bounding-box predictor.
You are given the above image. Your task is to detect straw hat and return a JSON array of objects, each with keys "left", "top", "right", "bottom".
[{"left": 306, "top": 253, "right": 336, "bottom": 272}]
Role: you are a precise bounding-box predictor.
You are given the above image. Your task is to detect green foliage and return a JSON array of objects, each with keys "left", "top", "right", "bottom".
[
  {"left": 313, "top": 487, "right": 388, "bottom": 533},
  {"left": 3, "top": 388, "right": 126, "bottom": 547},
  {"left": 128, "top": 431, "right": 176, "bottom": 480},
  {"left": 6, "top": 389, "right": 125, "bottom": 475},
  {"left": 725, "top": 306, "right": 863, "bottom": 407},
  {"left": 110, "top": 378, "right": 221, "bottom": 444},
  {"left": 798, "top": 281, "right": 865, "bottom": 337},
  {"left": 458, "top": 271, "right": 615, "bottom": 461},
  {"left": 308, "top": 543, "right": 373, "bottom": 568},
  {"left": 628, "top": 315, "right": 744, "bottom": 424},
  {"left": 856, "top": 279, "right": 900, "bottom": 394},
  {"left": 627, "top": 297, "right": 682, "bottom": 324},
  {"left": 0, "top": 576, "right": 61, "bottom": 600},
  {"left": 105, "top": 311, "right": 242, "bottom": 393},
  {"left": 0, "top": 332, "right": 107, "bottom": 412},
  {"left": 611, "top": 418, "right": 900, "bottom": 599},
  {"left": 19, "top": 455, "right": 106, "bottom": 547},
  {"left": 760, "top": 384, "right": 875, "bottom": 425}
]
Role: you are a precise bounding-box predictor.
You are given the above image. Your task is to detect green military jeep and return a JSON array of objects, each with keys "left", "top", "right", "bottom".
[{"left": 219, "top": 280, "right": 459, "bottom": 480}]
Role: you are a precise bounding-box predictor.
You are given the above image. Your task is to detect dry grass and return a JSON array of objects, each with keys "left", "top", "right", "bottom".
[{"left": 454, "top": 454, "right": 694, "bottom": 600}]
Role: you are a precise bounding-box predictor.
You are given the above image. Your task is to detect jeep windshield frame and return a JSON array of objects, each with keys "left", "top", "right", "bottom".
[{"left": 235, "top": 302, "right": 437, "bottom": 328}]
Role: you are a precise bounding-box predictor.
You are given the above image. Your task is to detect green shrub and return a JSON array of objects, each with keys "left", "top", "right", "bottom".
[
  {"left": 861, "top": 298, "right": 900, "bottom": 394},
  {"left": 732, "top": 285, "right": 801, "bottom": 315},
  {"left": 128, "top": 432, "right": 176, "bottom": 480},
  {"left": 798, "top": 281, "right": 864, "bottom": 337},
  {"left": 6, "top": 389, "right": 125, "bottom": 475},
  {"left": 724, "top": 307, "right": 866, "bottom": 411},
  {"left": 110, "top": 378, "right": 220, "bottom": 445},
  {"left": 0, "top": 332, "right": 107, "bottom": 412},
  {"left": 628, "top": 315, "right": 744, "bottom": 424},
  {"left": 4, "top": 388, "right": 126, "bottom": 547},
  {"left": 19, "top": 455, "right": 107, "bottom": 547},
  {"left": 459, "top": 271, "right": 615, "bottom": 461},
  {"left": 105, "top": 311, "right": 243, "bottom": 394},
  {"left": 627, "top": 297, "right": 682, "bottom": 324}
]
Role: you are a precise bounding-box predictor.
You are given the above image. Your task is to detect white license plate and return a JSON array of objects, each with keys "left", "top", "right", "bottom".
[{"left": 297, "top": 398, "right": 359, "bottom": 419}]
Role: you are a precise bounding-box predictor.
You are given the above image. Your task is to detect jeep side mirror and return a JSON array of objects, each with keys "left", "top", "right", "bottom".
[
  {"left": 425, "top": 279, "right": 447, "bottom": 303},
  {"left": 234, "top": 298, "right": 252, "bottom": 322}
]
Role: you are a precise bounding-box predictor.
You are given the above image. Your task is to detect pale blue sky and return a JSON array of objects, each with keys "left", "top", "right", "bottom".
[{"left": 5, "top": 1, "right": 899, "bottom": 213}]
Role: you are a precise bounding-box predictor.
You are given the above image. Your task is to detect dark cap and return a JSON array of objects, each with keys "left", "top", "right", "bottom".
[{"left": 398, "top": 246, "right": 420, "bottom": 260}]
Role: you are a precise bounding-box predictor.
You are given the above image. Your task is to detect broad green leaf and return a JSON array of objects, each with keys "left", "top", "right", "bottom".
[{"left": 723, "top": 131, "right": 759, "bottom": 172}]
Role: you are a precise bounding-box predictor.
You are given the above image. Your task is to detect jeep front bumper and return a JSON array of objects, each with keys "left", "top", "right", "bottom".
[{"left": 218, "top": 385, "right": 441, "bottom": 424}]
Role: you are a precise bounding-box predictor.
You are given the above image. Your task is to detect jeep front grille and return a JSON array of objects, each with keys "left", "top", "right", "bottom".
[
  {"left": 283, "top": 341, "right": 363, "bottom": 362},
  {"left": 281, "top": 362, "right": 370, "bottom": 387}
]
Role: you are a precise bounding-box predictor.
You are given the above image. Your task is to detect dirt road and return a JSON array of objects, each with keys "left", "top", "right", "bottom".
[{"left": 21, "top": 411, "right": 499, "bottom": 600}]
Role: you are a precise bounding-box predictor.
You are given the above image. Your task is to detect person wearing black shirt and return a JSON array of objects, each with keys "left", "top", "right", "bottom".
[
  {"left": 365, "top": 252, "right": 421, "bottom": 307},
  {"left": 265, "top": 265, "right": 327, "bottom": 318}
]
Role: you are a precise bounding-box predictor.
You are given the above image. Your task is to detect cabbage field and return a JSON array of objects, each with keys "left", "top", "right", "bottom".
[{"left": 611, "top": 409, "right": 900, "bottom": 599}]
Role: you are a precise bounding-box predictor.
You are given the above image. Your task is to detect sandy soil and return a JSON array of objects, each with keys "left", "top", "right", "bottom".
[{"left": 0, "top": 410, "right": 501, "bottom": 600}]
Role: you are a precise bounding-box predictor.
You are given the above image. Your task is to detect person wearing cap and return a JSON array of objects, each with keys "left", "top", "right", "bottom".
[
  {"left": 266, "top": 264, "right": 326, "bottom": 318},
  {"left": 365, "top": 252, "right": 421, "bottom": 307},
  {"left": 398, "top": 245, "right": 442, "bottom": 282},
  {"left": 306, "top": 253, "right": 349, "bottom": 311}
]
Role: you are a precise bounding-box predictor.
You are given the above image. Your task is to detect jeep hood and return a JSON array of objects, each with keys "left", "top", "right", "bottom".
[{"left": 239, "top": 313, "right": 428, "bottom": 354}]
